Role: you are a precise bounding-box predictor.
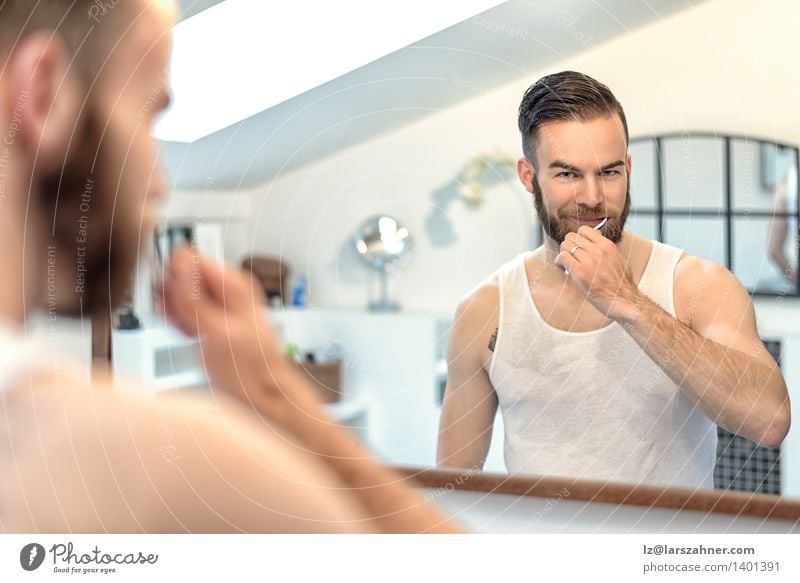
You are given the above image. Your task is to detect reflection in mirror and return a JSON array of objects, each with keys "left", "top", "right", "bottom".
[
  {"left": 434, "top": 127, "right": 795, "bottom": 499},
  {"left": 731, "top": 140, "right": 798, "bottom": 293},
  {"left": 263, "top": 130, "right": 798, "bottom": 507},
  {"left": 736, "top": 218, "right": 798, "bottom": 293},
  {"left": 624, "top": 212, "right": 658, "bottom": 241},
  {"left": 628, "top": 140, "right": 657, "bottom": 210},
  {"left": 664, "top": 216, "right": 727, "bottom": 267},
  {"left": 628, "top": 135, "right": 799, "bottom": 295},
  {"left": 662, "top": 136, "right": 725, "bottom": 210}
]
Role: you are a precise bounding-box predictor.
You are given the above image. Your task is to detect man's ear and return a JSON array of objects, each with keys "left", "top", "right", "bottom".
[
  {"left": 625, "top": 152, "right": 632, "bottom": 175},
  {"left": 7, "top": 31, "right": 82, "bottom": 169},
  {"left": 517, "top": 157, "right": 534, "bottom": 193}
]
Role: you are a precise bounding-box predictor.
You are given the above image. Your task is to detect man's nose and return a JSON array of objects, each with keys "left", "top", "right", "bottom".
[{"left": 575, "top": 176, "right": 604, "bottom": 208}]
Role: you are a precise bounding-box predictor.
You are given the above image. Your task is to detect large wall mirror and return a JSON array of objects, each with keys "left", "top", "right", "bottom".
[{"left": 113, "top": 133, "right": 800, "bottom": 511}]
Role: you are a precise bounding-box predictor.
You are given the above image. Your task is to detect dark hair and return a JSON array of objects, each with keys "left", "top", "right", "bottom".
[{"left": 517, "top": 71, "right": 628, "bottom": 163}]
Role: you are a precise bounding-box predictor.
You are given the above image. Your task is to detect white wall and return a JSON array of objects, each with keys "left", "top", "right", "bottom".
[
  {"left": 248, "top": 104, "right": 534, "bottom": 314},
  {"left": 248, "top": 0, "right": 800, "bottom": 314}
]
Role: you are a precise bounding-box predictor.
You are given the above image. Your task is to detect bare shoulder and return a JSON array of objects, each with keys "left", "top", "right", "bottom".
[
  {"left": 456, "top": 272, "right": 499, "bottom": 320},
  {"left": 674, "top": 252, "right": 749, "bottom": 327},
  {"left": 452, "top": 271, "right": 501, "bottom": 340},
  {"left": 0, "top": 383, "right": 180, "bottom": 531},
  {"left": 446, "top": 270, "right": 504, "bottom": 374},
  {"left": 675, "top": 253, "right": 740, "bottom": 293},
  {"left": 1, "top": 379, "right": 365, "bottom": 532}
]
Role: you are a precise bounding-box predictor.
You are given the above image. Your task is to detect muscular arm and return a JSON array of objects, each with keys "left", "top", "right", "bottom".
[
  {"left": 620, "top": 257, "right": 790, "bottom": 447},
  {"left": 557, "top": 227, "right": 790, "bottom": 448},
  {"left": 437, "top": 284, "right": 499, "bottom": 470}
]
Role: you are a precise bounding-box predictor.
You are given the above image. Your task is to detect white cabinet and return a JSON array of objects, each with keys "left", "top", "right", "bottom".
[
  {"left": 272, "top": 307, "right": 440, "bottom": 465},
  {"left": 271, "top": 307, "right": 506, "bottom": 471},
  {"left": 111, "top": 320, "right": 373, "bottom": 437},
  {"left": 112, "top": 327, "right": 207, "bottom": 391}
]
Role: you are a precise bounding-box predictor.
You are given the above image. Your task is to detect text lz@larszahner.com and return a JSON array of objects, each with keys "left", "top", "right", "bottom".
[{"left": 49, "top": 542, "right": 158, "bottom": 574}]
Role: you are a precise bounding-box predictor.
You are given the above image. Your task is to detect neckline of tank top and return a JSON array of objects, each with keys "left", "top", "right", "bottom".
[{"left": 519, "top": 241, "right": 658, "bottom": 337}]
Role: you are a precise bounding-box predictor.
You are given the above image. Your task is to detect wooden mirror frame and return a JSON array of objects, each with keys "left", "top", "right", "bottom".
[{"left": 396, "top": 466, "right": 800, "bottom": 522}]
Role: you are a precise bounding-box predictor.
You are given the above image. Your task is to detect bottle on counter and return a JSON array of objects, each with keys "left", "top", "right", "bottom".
[{"left": 290, "top": 273, "right": 308, "bottom": 307}]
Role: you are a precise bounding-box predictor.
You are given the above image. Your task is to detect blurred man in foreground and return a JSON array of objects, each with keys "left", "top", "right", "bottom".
[{"left": 0, "top": 0, "right": 459, "bottom": 533}]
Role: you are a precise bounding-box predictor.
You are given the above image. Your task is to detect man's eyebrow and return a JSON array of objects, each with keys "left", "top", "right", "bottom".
[
  {"left": 548, "top": 159, "right": 626, "bottom": 172},
  {"left": 600, "top": 160, "right": 625, "bottom": 170},
  {"left": 548, "top": 160, "right": 581, "bottom": 172}
]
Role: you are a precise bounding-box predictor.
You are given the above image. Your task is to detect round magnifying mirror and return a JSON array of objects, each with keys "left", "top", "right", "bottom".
[{"left": 353, "top": 215, "right": 413, "bottom": 311}]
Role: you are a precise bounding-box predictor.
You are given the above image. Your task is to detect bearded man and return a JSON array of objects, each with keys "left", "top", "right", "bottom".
[
  {"left": 437, "top": 71, "right": 790, "bottom": 489},
  {"left": 0, "top": 0, "right": 459, "bottom": 533}
]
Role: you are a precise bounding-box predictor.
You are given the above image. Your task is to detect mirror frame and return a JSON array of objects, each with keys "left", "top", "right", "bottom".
[{"left": 397, "top": 466, "right": 800, "bottom": 522}]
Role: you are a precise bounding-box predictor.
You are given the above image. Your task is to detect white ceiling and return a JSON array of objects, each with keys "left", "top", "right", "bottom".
[
  {"left": 177, "top": 0, "right": 225, "bottom": 21},
  {"left": 159, "top": 0, "right": 505, "bottom": 142},
  {"left": 163, "top": 0, "right": 699, "bottom": 190}
]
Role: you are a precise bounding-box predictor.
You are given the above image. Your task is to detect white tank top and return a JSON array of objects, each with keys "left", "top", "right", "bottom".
[{"left": 489, "top": 241, "right": 717, "bottom": 489}]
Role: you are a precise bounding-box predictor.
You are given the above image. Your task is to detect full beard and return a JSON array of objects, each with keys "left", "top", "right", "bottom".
[
  {"left": 532, "top": 174, "right": 631, "bottom": 244},
  {"left": 36, "top": 107, "right": 141, "bottom": 317}
]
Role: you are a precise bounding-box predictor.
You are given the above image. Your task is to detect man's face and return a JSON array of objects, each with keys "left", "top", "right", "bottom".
[
  {"left": 43, "top": 1, "right": 175, "bottom": 315},
  {"left": 528, "top": 116, "right": 631, "bottom": 244}
]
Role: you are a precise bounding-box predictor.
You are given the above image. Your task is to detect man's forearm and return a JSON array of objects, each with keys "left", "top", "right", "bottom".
[
  {"left": 617, "top": 295, "right": 788, "bottom": 446},
  {"left": 256, "top": 363, "right": 462, "bottom": 533}
]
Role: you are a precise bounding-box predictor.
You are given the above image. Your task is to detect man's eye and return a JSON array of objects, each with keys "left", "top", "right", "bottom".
[
  {"left": 557, "top": 171, "right": 577, "bottom": 179},
  {"left": 602, "top": 170, "right": 620, "bottom": 177}
]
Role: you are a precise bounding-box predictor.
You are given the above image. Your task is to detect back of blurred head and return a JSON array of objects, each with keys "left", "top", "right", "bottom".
[{"left": 0, "top": 0, "right": 175, "bottom": 320}]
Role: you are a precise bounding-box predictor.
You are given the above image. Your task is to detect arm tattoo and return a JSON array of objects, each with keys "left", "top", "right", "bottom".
[{"left": 488, "top": 328, "right": 498, "bottom": 352}]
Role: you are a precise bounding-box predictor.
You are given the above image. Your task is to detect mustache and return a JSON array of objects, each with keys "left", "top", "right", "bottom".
[{"left": 556, "top": 207, "right": 617, "bottom": 220}]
